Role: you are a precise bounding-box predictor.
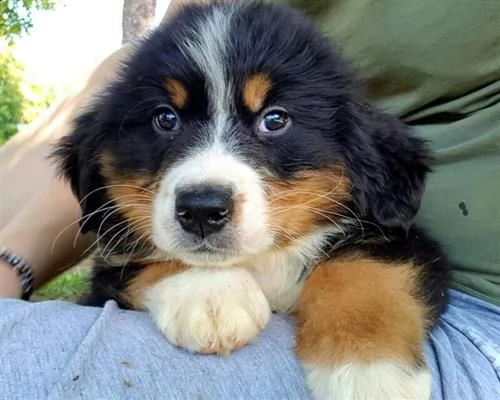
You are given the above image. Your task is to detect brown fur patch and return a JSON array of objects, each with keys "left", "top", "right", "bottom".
[
  {"left": 266, "top": 167, "right": 350, "bottom": 246},
  {"left": 99, "top": 152, "right": 158, "bottom": 239},
  {"left": 165, "top": 79, "right": 188, "bottom": 109},
  {"left": 242, "top": 73, "right": 272, "bottom": 112},
  {"left": 122, "top": 260, "right": 187, "bottom": 309},
  {"left": 295, "top": 255, "right": 426, "bottom": 367}
]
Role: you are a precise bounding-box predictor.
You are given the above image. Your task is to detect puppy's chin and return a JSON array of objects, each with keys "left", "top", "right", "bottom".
[
  {"left": 154, "top": 231, "right": 278, "bottom": 268},
  {"left": 175, "top": 250, "right": 247, "bottom": 268},
  {"left": 151, "top": 221, "right": 277, "bottom": 267},
  {"left": 164, "top": 236, "right": 276, "bottom": 267}
]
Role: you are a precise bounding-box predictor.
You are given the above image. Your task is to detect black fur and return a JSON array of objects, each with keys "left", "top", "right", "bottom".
[
  {"left": 81, "top": 262, "right": 147, "bottom": 307},
  {"left": 325, "top": 224, "right": 450, "bottom": 326}
]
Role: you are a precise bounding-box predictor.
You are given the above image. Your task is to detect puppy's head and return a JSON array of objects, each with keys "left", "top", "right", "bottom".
[{"left": 54, "top": 2, "right": 429, "bottom": 267}]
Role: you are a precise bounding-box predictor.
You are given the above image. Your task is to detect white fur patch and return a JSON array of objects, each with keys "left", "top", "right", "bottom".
[
  {"left": 181, "top": 4, "right": 234, "bottom": 120},
  {"left": 305, "top": 361, "right": 431, "bottom": 400},
  {"left": 143, "top": 268, "right": 271, "bottom": 353},
  {"left": 248, "top": 227, "right": 339, "bottom": 312}
]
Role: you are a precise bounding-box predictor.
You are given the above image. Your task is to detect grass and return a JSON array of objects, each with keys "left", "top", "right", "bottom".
[{"left": 34, "top": 267, "right": 91, "bottom": 302}]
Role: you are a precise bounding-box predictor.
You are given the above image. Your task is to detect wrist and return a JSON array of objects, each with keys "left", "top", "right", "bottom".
[
  {"left": 0, "top": 230, "right": 44, "bottom": 285},
  {"left": 0, "top": 259, "right": 23, "bottom": 299},
  {"left": 0, "top": 247, "right": 35, "bottom": 300}
]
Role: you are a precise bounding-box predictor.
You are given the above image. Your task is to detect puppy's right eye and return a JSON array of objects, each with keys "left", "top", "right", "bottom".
[
  {"left": 152, "top": 106, "right": 180, "bottom": 133},
  {"left": 256, "top": 107, "right": 291, "bottom": 136}
]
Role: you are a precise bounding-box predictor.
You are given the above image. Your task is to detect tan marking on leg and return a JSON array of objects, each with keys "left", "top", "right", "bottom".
[
  {"left": 242, "top": 73, "right": 272, "bottom": 113},
  {"left": 295, "top": 255, "right": 427, "bottom": 367}
]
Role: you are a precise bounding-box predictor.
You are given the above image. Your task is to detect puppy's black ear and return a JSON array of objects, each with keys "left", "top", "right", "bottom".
[
  {"left": 343, "top": 103, "right": 431, "bottom": 230},
  {"left": 51, "top": 111, "right": 106, "bottom": 233}
]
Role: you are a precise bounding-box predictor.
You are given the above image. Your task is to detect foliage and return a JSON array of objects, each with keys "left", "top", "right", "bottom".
[
  {"left": 0, "top": 46, "right": 56, "bottom": 145},
  {"left": 0, "top": 48, "right": 24, "bottom": 143},
  {"left": 0, "top": 0, "right": 55, "bottom": 41},
  {"left": 21, "top": 78, "right": 56, "bottom": 124},
  {"left": 0, "top": 0, "right": 58, "bottom": 144}
]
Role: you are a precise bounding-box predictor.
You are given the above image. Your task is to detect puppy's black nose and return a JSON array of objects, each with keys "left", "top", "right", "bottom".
[{"left": 175, "top": 186, "right": 233, "bottom": 237}]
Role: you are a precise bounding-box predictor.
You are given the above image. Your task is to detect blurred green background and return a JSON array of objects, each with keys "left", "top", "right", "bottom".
[{"left": 0, "top": 0, "right": 57, "bottom": 145}]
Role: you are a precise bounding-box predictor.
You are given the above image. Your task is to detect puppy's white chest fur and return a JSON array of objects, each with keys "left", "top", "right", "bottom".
[
  {"left": 245, "top": 230, "right": 332, "bottom": 312},
  {"left": 246, "top": 250, "right": 305, "bottom": 313}
]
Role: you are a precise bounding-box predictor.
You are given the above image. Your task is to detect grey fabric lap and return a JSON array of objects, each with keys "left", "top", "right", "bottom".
[
  {"left": 1, "top": 290, "right": 499, "bottom": 400},
  {"left": 0, "top": 300, "right": 308, "bottom": 400}
]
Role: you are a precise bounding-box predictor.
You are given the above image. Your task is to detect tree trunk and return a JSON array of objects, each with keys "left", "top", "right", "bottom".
[{"left": 122, "top": 0, "right": 157, "bottom": 44}]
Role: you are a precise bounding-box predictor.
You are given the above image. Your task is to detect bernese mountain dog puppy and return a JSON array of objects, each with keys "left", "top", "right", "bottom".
[{"left": 54, "top": 1, "right": 449, "bottom": 399}]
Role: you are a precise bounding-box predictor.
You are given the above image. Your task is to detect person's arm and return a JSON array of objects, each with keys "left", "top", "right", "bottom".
[
  {"left": 0, "top": 43, "right": 132, "bottom": 229},
  {"left": 0, "top": 179, "right": 96, "bottom": 298},
  {"left": 0, "top": 41, "right": 133, "bottom": 298}
]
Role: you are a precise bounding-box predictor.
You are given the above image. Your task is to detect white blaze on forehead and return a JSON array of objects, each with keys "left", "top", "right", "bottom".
[{"left": 181, "top": 5, "right": 235, "bottom": 122}]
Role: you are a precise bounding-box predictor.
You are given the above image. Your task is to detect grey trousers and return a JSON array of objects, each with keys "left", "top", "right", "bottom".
[{"left": 1, "top": 290, "right": 499, "bottom": 399}]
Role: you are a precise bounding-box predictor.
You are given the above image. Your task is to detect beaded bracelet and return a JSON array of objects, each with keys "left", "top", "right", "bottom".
[{"left": 0, "top": 247, "right": 34, "bottom": 300}]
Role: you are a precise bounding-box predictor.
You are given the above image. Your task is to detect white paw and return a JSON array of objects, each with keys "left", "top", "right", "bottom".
[
  {"left": 143, "top": 268, "right": 271, "bottom": 354},
  {"left": 305, "top": 361, "right": 431, "bottom": 400}
]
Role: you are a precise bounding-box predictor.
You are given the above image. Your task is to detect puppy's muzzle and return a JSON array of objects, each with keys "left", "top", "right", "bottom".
[{"left": 175, "top": 185, "right": 234, "bottom": 238}]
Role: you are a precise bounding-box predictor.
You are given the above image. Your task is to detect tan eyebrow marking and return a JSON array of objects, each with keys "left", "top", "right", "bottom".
[
  {"left": 165, "top": 78, "right": 188, "bottom": 109},
  {"left": 242, "top": 73, "right": 272, "bottom": 113}
]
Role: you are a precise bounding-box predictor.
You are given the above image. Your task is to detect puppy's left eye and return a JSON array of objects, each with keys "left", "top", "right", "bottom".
[
  {"left": 152, "top": 106, "right": 180, "bottom": 133},
  {"left": 257, "top": 107, "right": 291, "bottom": 135}
]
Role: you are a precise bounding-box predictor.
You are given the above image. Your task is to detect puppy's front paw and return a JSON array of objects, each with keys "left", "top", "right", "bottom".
[
  {"left": 305, "top": 361, "right": 431, "bottom": 400},
  {"left": 143, "top": 268, "right": 271, "bottom": 354}
]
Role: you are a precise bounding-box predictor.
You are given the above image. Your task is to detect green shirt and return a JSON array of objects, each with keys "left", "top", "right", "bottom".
[{"left": 281, "top": 0, "right": 500, "bottom": 305}]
